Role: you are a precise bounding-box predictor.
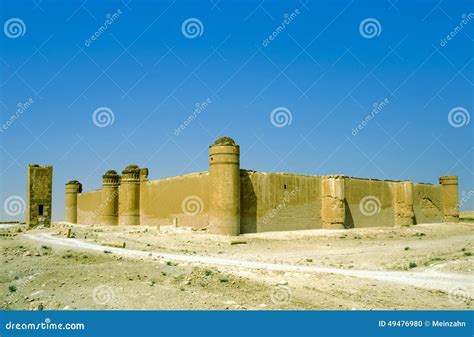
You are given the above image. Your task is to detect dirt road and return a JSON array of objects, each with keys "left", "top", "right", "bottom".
[
  {"left": 24, "top": 232, "right": 473, "bottom": 294},
  {"left": 1, "top": 222, "right": 472, "bottom": 310}
]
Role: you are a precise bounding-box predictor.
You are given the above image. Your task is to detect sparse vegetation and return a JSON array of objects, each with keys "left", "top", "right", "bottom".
[{"left": 1, "top": 221, "right": 472, "bottom": 310}]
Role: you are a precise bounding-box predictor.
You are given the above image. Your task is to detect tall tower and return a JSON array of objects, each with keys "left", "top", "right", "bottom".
[
  {"left": 101, "top": 170, "right": 120, "bottom": 225},
  {"left": 119, "top": 165, "right": 140, "bottom": 225},
  {"left": 27, "top": 164, "right": 53, "bottom": 227},
  {"left": 439, "top": 176, "right": 459, "bottom": 222},
  {"left": 65, "top": 180, "right": 82, "bottom": 223},
  {"left": 209, "top": 137, "right": 240, "bottom": 235}
]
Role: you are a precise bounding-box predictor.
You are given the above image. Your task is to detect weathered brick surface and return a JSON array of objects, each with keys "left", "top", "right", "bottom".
[{"left": 27, "top": 164, "right": 52, "bottom": 227}]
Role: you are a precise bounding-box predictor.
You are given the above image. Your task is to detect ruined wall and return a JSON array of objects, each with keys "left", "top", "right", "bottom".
[
  {"left": 413, "top": 183, "right": 442, "bottom": 223},
  {"left": 344, "top": 178, "right": 442, "bottom": 228},
  {"left": 77, "top": 190, "right": 102, "bottom": 225},
  {"left": 140, "top": 172, "right": 209, "bottom": 227},
  {"left": 241, "top": 171, "right": 322, "bottom": 233},
  {"left": 344, "top": 178, "right": 396, "bottom": 228}
]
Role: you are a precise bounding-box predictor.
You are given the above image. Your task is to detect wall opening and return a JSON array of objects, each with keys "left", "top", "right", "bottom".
[{"left": 38, "top": 204, "right": 44, "bottom": 216}]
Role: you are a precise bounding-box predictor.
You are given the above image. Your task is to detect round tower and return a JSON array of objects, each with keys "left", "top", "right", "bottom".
[
  {"left": 65, "top": 180, "right": 82, "bottom": 224},
  {"left": 439, "top": 175, "right": 459, "bottom": 222},
  {"left": 209, "top": 137, "right": 240, "bottom": 235},
  {"left": 101, "top": 170, "right": 120, "bottom": 225},
  {"left": 119, "top": 165, "right": 140, "bottom": 225}
]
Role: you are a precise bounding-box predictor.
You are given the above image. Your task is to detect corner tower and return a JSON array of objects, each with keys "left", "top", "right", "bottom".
[
  {"left": 439, "top": 176, "right": 459, "bottom": 222},
  {"left": 209, "top": 137, "right": 240, "bottom": 235}
]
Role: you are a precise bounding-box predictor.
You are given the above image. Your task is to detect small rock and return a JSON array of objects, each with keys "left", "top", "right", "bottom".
[
  {"left": 24, "top": 251, "right": 32, "bottom": 257},
  {"left": 229, "top": 240, "right": 247, "bottom": 245},
  {"left": 219, "top": 276, "right": 229, "bottom": 283}
]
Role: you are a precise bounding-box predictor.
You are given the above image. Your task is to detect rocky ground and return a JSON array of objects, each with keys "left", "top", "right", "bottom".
[{"left": 0, "top": 221, "right": 472, "bottom": 310}]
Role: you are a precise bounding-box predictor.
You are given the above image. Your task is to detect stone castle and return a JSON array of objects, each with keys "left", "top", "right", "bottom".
[{"left": 27, "top": 137, "right": 460, "bottom": 235}]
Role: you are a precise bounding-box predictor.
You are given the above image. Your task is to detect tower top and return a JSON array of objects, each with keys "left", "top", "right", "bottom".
[
  {"left": 123, "top": 165, "right": 140, "bottom": 174},
  {"left": 66, "top": 180, "right": 82, "bottom": 185},
  {"left": 212, "top": 136, "right": 237, "bottom": 147},
  {"left": 103, "top": 170, "right": 119, "bottom": 178}
]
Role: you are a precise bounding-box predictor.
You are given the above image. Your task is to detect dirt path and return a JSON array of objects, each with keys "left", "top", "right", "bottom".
[{"left": 24, "top": 233, "right": 473, "bottom": 295}]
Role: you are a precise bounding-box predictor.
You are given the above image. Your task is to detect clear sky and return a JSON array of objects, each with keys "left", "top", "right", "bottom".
[{"left": 0, "top": 0, "right": 472, "bottom": 221}]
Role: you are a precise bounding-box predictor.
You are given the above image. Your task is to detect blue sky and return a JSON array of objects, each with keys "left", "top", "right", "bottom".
[{"left": 0, "top": 0, "right": 472, "bottom": 220}]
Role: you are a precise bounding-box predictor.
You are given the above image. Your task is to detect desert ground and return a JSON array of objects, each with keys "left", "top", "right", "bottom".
[{"left": 1, "top": 221, "right": 472, "bottom": 310}]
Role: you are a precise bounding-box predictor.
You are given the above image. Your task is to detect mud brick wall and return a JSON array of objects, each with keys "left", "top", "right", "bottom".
[
  {"left": 139, "top": 172, "right": 209, "bottom": 227},
  {"left": 241, "top": 171, "right": 322, "bottom": 233},
  {"left": 77, "top": 190, "right": 102, "bottom": 225}
]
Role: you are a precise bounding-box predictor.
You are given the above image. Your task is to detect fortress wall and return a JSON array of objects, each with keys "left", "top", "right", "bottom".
[
  {"left": 77, "top": 190, "right": 102, "bottom": 225},
  {"left": 413, "top": 183, "right": 442, "bottom": 223},
  {"left": 65, "top": 137, "right": 455, "bottom": 232},
  {"left": 139, "top": 172, "right": 209, "bottom": 227},
  {"left": 344, "top": 178, "right": 396, "bottom": 228},
  {"left": 241, "top": 171, "right": 322, "bottom": 233}
]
